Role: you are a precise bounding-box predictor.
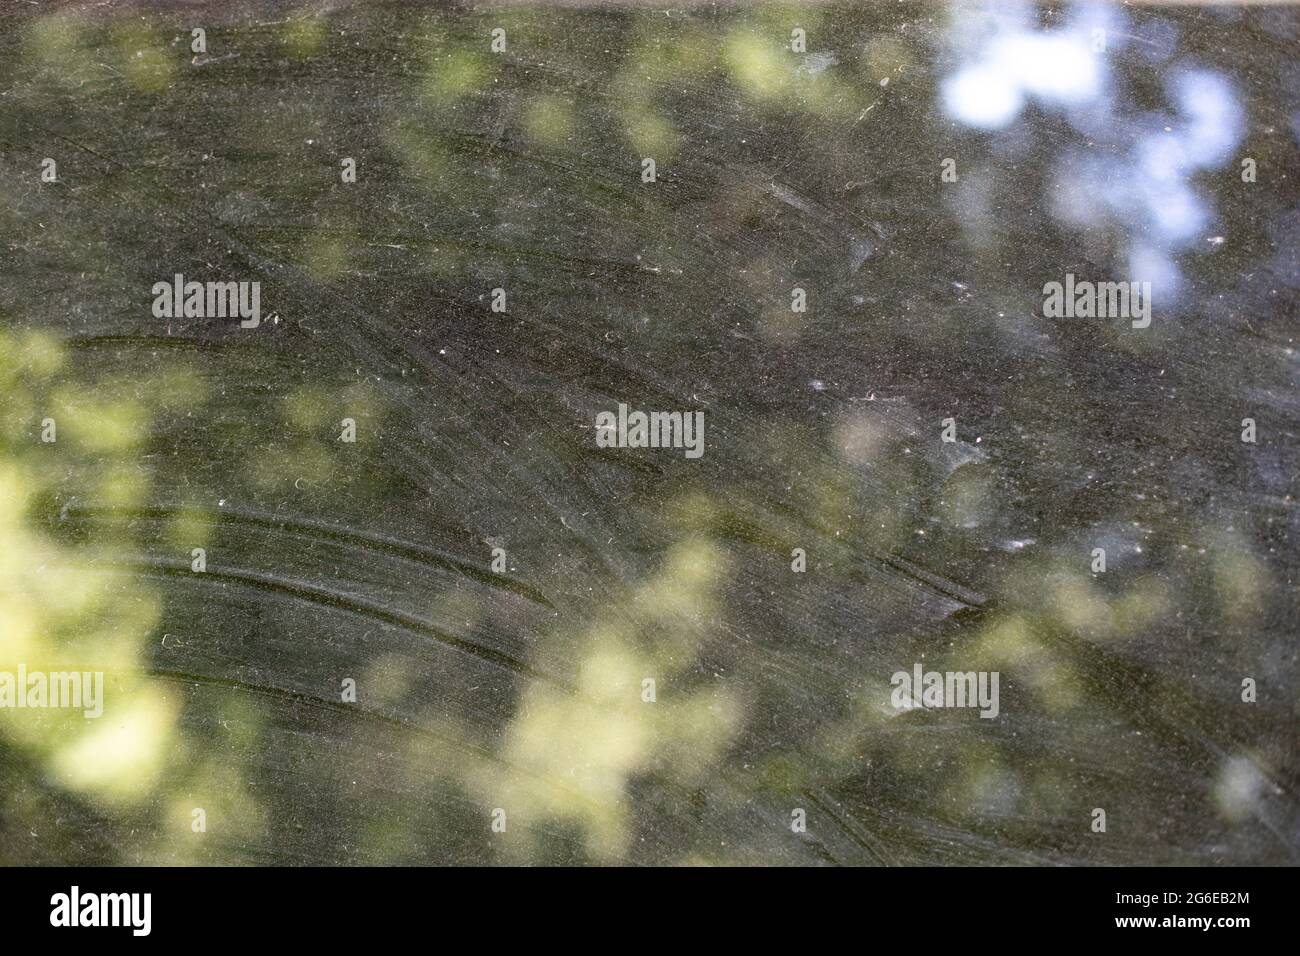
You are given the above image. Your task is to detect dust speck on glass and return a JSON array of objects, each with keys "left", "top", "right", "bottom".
[{"left": 0, "top": 0, "right": 1296, "bottom": 866}]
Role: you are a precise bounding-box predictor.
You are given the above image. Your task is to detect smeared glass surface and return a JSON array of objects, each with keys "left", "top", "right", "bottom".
[{"left": 0, "top": 0, "right": 1296, "bottom": 865}]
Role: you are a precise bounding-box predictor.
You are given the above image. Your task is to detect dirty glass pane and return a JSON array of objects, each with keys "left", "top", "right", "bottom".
[{"left": 0, "top": 0, "right": 1296, "bottom": 866}]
